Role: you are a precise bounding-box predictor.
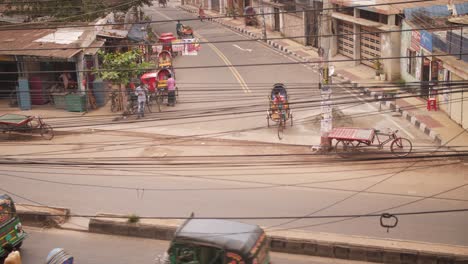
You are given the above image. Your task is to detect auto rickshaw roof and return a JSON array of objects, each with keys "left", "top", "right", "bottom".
[
  {"left": 174, "top": 219, "right": 264, "bottom": 256},
  {"left": 0, "top": 194, "right": 13, "bottom": 206}
]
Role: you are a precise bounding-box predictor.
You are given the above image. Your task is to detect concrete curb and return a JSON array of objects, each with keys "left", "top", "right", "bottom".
[
  {"left": 17, "top": 204, "right": 70, "bottom": 228},
  {"left": 88, "top": 214, "right": 468, "bottom": 264},
  {"left": 178, "top": 5, "right": 443, "bottom": 146},
  {"left": 363, "top": 89, "right": 443, "bottom": 145}
]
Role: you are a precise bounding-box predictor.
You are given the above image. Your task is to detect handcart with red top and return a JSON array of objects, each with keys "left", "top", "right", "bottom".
[
  {"left": 329, "top": 127, "right": 412, "bottom": 157},
  {"left": 158, "top": 33, "right": 177, "bottom": 57},
  {"left": 0, "top": 113, "right": 54, "bottom": 140}
]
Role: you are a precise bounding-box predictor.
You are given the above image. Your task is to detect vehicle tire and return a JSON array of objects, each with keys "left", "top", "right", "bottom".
[
  {"left": 40, "top": 124, "right": 54, "bottom": 140},
  {"left": 277, "top": 121, "right": 284, "bottom": 140},
  {"left": 390, "top": 137, "right": 412, "bottom": 157},
  {"left": 335, "top": 140, "right": 355, "bottom": 158}
]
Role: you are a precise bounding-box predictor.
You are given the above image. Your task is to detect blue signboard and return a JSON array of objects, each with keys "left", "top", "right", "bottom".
[{"left": 420, "top": 30, "right": 433, "bottom": 52}]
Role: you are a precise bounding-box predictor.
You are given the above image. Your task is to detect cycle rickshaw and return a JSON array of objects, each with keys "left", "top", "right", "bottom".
[
  {"left": 267, "top": 83, "right": 293, "bottom": 140},
  {"left": 141, "top": 68, "right": 178, "bottom": 109},
  {"left": 157, "top": 50, "right": 173, "bottom": 69}
]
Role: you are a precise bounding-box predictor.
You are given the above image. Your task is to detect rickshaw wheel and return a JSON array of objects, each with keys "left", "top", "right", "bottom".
[
  {"left": 40, "top": 124, "right": 54, "bottom": 140},
  {"left": 335, "top": 140, "right": 355, "bottom": 158}
]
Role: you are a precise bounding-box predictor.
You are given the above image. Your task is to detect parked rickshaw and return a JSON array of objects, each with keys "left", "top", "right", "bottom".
[
  {"left": 244, "top": 6, "right": 258, "bottom": 26},
  {"left": 155, "top": 218, "right": 271, "bottom": 264},
  {"left": 158, "top": 50, "right": 173, "bottom": 69},
  {"left": 141, "top": 68, "right": 178, "bottom": 108},
  {"left": 0, "top": 194, "right": 27, "bottom": 258},
  {"left": 267, "top": 83, "right": 293, "bottom": 140},
  {"left": 0, "top": 113, "right": 54, "bottom": 140},
  {"left": 329, "top": 127, "right": 413, "bottom": 158}
]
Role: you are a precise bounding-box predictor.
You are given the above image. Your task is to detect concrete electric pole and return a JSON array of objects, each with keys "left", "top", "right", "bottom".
[
  {"left": 319, "top": 0, "right": 333, "bottom": 150},
  {"left": 260, "top": 0, "right": 267, "bottom": 41}
]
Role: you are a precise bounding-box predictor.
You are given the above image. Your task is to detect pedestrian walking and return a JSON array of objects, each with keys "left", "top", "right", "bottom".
[
  {"left": 2, "top": 244, "right": 22, "bottom": 264},
  {"left": 167, "top": 74, "right": 176, "bottom": 106},
  {"left": 198, "top": 5, "right": 205, "bottom": 21},
  {"left": 135, "top": 84, "right": 147, "bottom": 119}
]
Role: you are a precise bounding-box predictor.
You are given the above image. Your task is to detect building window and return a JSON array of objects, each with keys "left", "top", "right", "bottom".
[{"left": 407, "top": 49, "right": 417, "bottom": 77}]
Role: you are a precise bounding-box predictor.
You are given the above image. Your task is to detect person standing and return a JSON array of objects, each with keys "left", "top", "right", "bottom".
[
  {"left": 135, "top": 84, "right": 147, "bottom": 119},
  {"left": 167, "top": 74, "right": 176, "bottom": 106},
  {"left": 2, "top": 244, "right": 22, "bottom": 264}
]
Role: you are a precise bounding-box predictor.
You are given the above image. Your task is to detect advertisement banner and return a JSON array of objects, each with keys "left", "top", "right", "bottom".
[
  {"left": 182, "top": 38, "right": 201, "bottom": 56},
  {"left": 420, "top": 30, "right": 433, "bottom": 52},
  {"left": 411, "top": 31, "right": 421, "bottom": 52}
]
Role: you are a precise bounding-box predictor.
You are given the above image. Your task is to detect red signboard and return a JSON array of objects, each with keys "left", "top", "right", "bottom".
[{"left": 411, "top": 30, "right": 421, "bottom": 52}]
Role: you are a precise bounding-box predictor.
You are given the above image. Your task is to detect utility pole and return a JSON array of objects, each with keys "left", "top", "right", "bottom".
[
  {"left": 319, "top": 0, "right": 332, "bottom": 150},
  {"left": 260, "top": 0, "right": 267, "bottom": 41}
]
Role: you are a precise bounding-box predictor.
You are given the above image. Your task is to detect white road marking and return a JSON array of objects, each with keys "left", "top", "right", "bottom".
[
  {"left": 232, "top": 44, "right": 252, "bottom": 52},
  {"left": 152, "top": 9, "right": 250, "bottom": 93}
]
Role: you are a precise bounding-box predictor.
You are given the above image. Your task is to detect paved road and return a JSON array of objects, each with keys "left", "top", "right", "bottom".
[
  {"left": 13, "top": 227, "right": 369, "bottom": 264},
  {"left": 1, "top": 132, "right": 467, "bottom": 245},
  {"left": 38, "top": 2, "right": 436, "bottom": 148},
  {"left": 0, "top": 1, "right": 467, "bottom": 251}
]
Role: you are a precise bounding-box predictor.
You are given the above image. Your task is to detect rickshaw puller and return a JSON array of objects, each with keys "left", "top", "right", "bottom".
[{"left": 167, "top": 74, "right": 176, "bottom": 106}]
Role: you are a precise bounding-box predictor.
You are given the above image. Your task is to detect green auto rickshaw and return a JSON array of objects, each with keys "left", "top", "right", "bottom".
[
  {"left": 0, "top": 194, "right": 27, "bottom": 257},
  {"left": 157, "top": 218, "right": 270, "bottom": 264}
]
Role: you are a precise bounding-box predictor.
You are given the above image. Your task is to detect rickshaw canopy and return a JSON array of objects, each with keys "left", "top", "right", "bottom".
[
  {"left": 271, "top": 83, "right": 288, "bottom": 100},
  {"left": 173, "top": 219, "right": 263, "bottom": 257}
]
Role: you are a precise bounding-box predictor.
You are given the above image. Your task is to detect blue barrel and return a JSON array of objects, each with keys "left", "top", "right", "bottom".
[
  {"left": 17, "top": 78, "right": 31, "bottom": 110},
  {"left": 92, "top": 80, "right": 107, "bottom": 107},
  {"left": 46, "top": 248, "right": 74, "bottom": 264}
]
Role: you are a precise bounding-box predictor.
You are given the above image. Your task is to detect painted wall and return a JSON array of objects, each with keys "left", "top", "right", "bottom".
[
  {"left": 282, "top": 13, "right": 306, "bottom": 45},
  {"left": 399, "top": 21, "right": 420, "bottom": 84}
]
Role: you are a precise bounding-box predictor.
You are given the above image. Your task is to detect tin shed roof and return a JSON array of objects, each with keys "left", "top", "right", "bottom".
[{"left": 0, "top": 28, "right": 84, "bottom": 58}]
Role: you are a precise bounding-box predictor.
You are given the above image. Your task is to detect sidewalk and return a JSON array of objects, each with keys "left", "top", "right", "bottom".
[{"left": 181, "top": 5, "right": 468, "bottom": 151}]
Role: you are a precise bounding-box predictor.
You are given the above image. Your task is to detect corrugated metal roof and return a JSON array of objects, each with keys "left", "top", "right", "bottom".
[{"left": 0, "top": 29, "right": 84, "bottom": 59}]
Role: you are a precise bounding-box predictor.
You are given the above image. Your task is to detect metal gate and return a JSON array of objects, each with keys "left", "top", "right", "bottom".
[
  {"left": 274, "top": 8, "right": 280, "bottom": 31},
  {"left": 211, "top": 0, "right": 220, "bottom": 12},
  {"left": 337, "top": 20, "right": 354, "bottom": 58},
  {"left": 360, "top": 26, "right": 381, "bottom": 67}
]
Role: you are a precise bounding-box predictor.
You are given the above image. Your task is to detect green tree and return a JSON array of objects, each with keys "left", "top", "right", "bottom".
[
  {"left": 95, "top": 49, "right": 154, "bottom": 111},
  {"left": 0, "top": 0, "right": 152, "bottom": 21}
]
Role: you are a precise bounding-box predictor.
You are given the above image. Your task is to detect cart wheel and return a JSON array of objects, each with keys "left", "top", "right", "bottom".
[
  {"left": 40, "top": 124, "right": 54, "bottom": 140},
  {"left": 335, "top": 140, "right": 354, "bottom": 158},
  {"left": 390, "top": 138, "right": 412, "bottom": 157}
]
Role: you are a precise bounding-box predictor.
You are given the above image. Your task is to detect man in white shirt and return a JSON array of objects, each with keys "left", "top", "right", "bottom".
[{"left": 134, "top": 84, "right": 148, "bottom": 119}]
